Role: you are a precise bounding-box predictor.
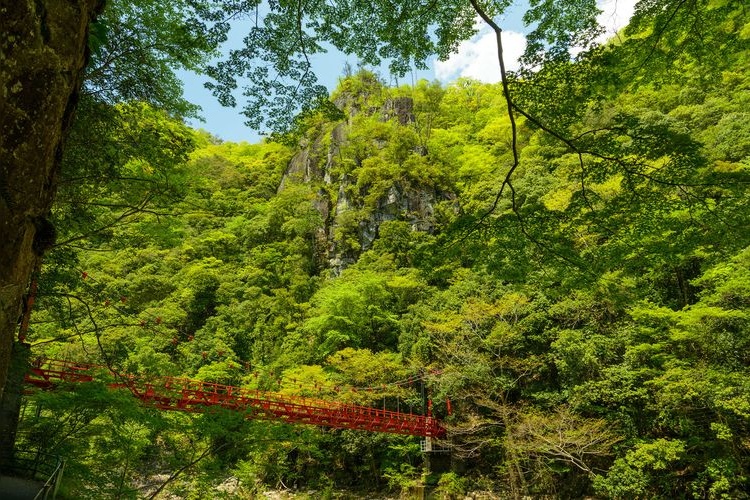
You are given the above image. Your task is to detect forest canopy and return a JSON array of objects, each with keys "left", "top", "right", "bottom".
[{"left": 2, "top": 0, "right": 749, "bottom": 498}]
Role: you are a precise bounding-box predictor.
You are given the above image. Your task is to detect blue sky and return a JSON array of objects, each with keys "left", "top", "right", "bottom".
[{"left": 179, "top": 0, "right": 635, "bottom": 144}]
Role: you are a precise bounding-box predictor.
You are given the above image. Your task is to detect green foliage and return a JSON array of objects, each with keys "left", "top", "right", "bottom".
[
  {"left": 383, "top": 462, "right": 422, "bottom": 493},
  {"left": 204, "top": 1, "right": 479, "bottom": 132},
  {"left": 593, "top": 439, "right": 686, "bottom": 498},
  {"left": 296, "top": 264, "right": 426, "bottom": 359},
  {"left": 22, "top": 3, "right": 750, "bottom": 495},
  {"left": 435, "top": 472, "right": 467, "bottom": 499},
  {"left": 18, "top": 381, "right": 174, "bottom": 499},
  {"left": 86, "top": 0, "right": 221, "bottom": 117}
]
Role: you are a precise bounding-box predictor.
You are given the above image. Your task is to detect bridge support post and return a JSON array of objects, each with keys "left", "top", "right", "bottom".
[
  {"left": 422, "top": 436, "right": 452, "bottom": 494},
  {"left": 424, "top": 451, "right": 451, "bottom": 475},
  {"left": 0, "top": 342, "right": 30, "bottom": 470}
]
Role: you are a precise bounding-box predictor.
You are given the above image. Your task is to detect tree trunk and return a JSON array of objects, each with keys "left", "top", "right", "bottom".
[
  {"left": 0, "top": 0, "right": 103, "bottom": 399},
  {"left": 0, "top": 342, "right": 30, "bottom": 469}
]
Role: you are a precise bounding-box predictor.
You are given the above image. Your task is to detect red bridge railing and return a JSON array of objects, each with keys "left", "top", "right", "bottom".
[{"left": 25, "top": 359, "right": 446, "bottom": 438}]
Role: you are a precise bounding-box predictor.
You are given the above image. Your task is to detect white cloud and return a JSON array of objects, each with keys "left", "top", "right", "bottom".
[
  {"left": 434, "top": 29, "right": 526, "bottom": 83},
  {"left": 570, "top": 0, "right": 638, "bottom": 56},
  {"left": 596, "top": 0, "right": 638, "bottom": 42},
  {"left": 433, "top": 0, "right": 637, "bottom": 83}
]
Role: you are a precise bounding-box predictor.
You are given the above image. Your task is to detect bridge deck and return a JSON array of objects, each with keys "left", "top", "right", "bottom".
[{"left": 25, "top": 359, "right": 446, "bottom": 438}]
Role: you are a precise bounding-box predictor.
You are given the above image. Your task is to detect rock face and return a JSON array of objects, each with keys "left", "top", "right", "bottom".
[
  {"left": 383, "top": 97, "right": 414, "bottom": 125},
  {"left": 279, "top": 97, "right": 455, "bottom": 274},
  {"left": 359, "top": 183, "right": 446, "bottom": 246}
]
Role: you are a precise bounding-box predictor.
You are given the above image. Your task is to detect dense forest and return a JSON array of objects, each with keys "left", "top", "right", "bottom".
[{"left": 2, "top": 0, "right": 749, "bottom": 498}]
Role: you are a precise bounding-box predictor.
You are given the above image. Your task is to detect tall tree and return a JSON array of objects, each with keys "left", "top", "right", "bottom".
[
  {"left": 0, "top": 0, "right": 104, "bottom": 399},
  {"left": 0, "top": 0, "right": 223, "bottom": 466}
]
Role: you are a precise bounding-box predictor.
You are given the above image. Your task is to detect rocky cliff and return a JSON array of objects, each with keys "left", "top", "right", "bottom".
[{"left": 279, "top": 95, "right": 455, "bottom": 273}]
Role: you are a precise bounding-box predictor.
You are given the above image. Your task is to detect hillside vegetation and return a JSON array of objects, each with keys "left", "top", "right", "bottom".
[{"left": 18, "top": 9, "right": 750, "bottom": 498}]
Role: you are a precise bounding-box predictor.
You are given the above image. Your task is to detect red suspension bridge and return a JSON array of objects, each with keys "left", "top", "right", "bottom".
[{"left": 24, "top": 358, "right": 447, "bottom": 438}]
